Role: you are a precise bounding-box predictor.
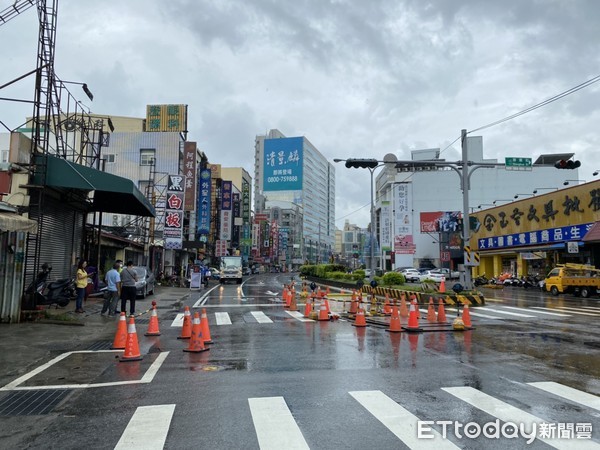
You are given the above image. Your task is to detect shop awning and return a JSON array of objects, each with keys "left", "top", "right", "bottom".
[
  {"left": 583, "top": 221, "right": 600, "bottom": 242},
  {"left": 0, "top": 212, "right": 38, "bottom": 233},
  {"left": 34, "top": 154, "right": 155, "bottom": 217}
]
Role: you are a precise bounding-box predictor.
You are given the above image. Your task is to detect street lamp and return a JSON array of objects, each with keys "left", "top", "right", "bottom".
[
  {"left": 533, "top": 187, "right": 558, "bottom": 194},
  {"left": 333, "top": 158, "right": 382, "bottom": 282},
  {"left": 493, "top": 199, "right": 512, "bottom": 205},
  {"left": 513, "top": 193, "right": 533, "bottom": 199},
  {"left": 593, "top": 170, "right": 600, "bottom": 176},
  {"left": 477, "top": 204, "right": 494, "bottom": 209},
  {"left": 563, "top": 179, "right": 586, "bottom": 186}
]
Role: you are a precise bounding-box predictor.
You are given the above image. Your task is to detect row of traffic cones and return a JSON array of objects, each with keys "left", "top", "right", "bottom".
[{"left": 111, "top": 305, "right": 215, "bottom": 361}]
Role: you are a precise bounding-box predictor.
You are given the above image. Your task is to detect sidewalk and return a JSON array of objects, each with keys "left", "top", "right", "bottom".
[{"left": 0, "top": 285, "right": 193, "bottom": 389}]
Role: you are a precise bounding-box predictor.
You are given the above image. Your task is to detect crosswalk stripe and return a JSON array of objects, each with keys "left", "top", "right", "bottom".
[
  {"left": 441, "top": 387, "right": 600, "bottom": 449},
  {"left": 350, "top": 390, "right": 459, "bottom": 449},
  {"left": 170, "top": 313, "right": 184, "bottom": 327},
  {"left": 477, "top": 307, "right": 535, "bottom": 318},
  {"left": 248, "top": 397, "right": 309, "bottom": 450},
  {"left": 528, "top": 382, "right": 600, "bottom": 411},
  {"left": 285, "top": 310, "right": 313, "bottom": 322},
  {"left": 251, "top": 311, "right": 274, "bottom": 324},
  {"left": 115, "top": 404, "right": 176, "bottom": 450},
  {"left": 215, "top": 312, "right": 232, "bottom": 325},
  {"left": 579, "top": 306, "right": 600, "bottom": 311},
  {"left": 531, "top": 307, "right": 600, "bottom": 317},
  {"left": 500, "top": 306, "right": 570, "bottom": 317},
  {"left": 445, "top": 308, "right": 501, "bottom": 319},
  {"left": 551, "top": 306, "right": 600, "bottom": 316}
]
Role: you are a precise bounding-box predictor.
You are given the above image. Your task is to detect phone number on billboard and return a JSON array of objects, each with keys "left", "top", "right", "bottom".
[{"left": 267, "top": 176, "right": 298, "bottom": 183}]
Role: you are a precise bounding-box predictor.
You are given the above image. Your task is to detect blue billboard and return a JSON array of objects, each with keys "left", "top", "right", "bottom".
[{"left": 263, "top": 137, "right": 303, "bottom": 191}]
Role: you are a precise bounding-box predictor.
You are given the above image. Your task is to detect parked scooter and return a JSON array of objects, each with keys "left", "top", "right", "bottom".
[{"left": 25, "top": 263, "right": 74, "bottom": 307}]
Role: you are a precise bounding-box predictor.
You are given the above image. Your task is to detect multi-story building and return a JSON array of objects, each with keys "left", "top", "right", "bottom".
[
  {"left": 374, "top": 136, "right": 583, "bottom": 274},
  {"left": 340, "top": 220, "right": 366, "bottom": 269},
  {"left": 254, "top": 129, "right": 335, "bottom": 267},
  {"left": 220, "top": 167, "right": 253, "bottom": 262}
]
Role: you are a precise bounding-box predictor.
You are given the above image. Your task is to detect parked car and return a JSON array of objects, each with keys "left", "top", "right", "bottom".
[
  {"left": 419, "top": 270, "right": 445, "bottom": 282},
  {"left": 428, "top": 268, "right": 461, "bottom": 280},
  {"left": 400, "top": 268, "right": 421, "bottom": 283},
  {"left": 134, "top": 266, "right": 155, "bottom": 298}
]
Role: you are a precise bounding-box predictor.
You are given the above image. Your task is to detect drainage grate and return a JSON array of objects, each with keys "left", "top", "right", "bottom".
[
  {"left": 87, "top": 340, "right": 114, "bottom": 351},
  {"left": 0, "top": 389, "right": 71, "bottom": 416},
  {"left": 135, "top": 318, "right": 150, "bottom": 324}
]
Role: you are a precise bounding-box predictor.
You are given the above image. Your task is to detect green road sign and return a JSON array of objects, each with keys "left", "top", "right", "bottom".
[{"left": 505, "top": 157, "right": 532, "bottom": 171}]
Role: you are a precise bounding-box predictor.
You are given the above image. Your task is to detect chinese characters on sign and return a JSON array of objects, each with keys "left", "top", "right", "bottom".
[
  {"left": 220, "top": 180, "right": 232, "bottom": 241},
  {"left": 183, "top": 142, "right": 197, "bottom": 211},
  {"left": 478, "top": 224, "right": 592, "bottom": 250},
  {"left": 263, "top": 137, "right": 303, "bottom": 192},
  {"left": 394, "top": 183, "right": 415, "bottom": 254},
  {"left": 165, "top": 174, "right": 186, "bottom": 249},
  {"left": 146, "top": 104, "right": 187, "bottom": 132},
  {"left": 197, "top": 169, "right": 211, "bottom": 236}
]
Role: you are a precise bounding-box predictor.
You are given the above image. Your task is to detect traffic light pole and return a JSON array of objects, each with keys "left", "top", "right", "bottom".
[{"left": 369, "top": 166, "right": 376, "bottom": 283}]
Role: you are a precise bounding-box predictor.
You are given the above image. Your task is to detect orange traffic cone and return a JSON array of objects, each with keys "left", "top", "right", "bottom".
[
  {"left": 284, "top": 287, "right": 291, "bottom": 308},
  {"left": 318, "top": 302, "right": 329, "bottom": 321},
  {"left": 437, "top": 299, "right": 447, "bottom": 323},
  {"left": 351, "top": 289, "right": 357, "bottom": 302},
  {"left": 386, "top": 305, "right": 402, "bottom": 333},
  {"left": 383, "top": 295, "right": 392, "bottom": 316},
  {"left": 405, "top": 301, "right": 422, "bottom": 332},
  {"left": 439, "top": 276, "right": 446, "bottom": 293},
  {"left": 324, "top": 298, "right": 331, "bottom": 315},
  {"left": 325, "top": 286, "right": 330, "bottom": 296},
  {"left": 289, "top": 289, "right": 298, "bottom": 312},
  {"left": 111, "top": 312, "right": 128, "bottom": 349},
  {"left": 399, "top": 296, "right": 409, "bottom": 318},
  {"left": 462, "top": 304, "right": 473, "bottom": 329},
  {"left": 119, "top": 316, "right": 143, "bottom": 362},
  {"left": 145, "top": 305, "right": 161, "bottom": 336},
  {"left": 304, "top": 299, "right": 312, "bottom": 318},
  {"left": 411, "top": 295, "right": 421, "bottom": 319},
  {"left": 184, "top": 312, "right": 209, "bottom": 353},
  {"left": 427, "top": 298, "right": 436, "bottom": 323},
  {"left": 177, "top": 306, "right": 192, "bottom": 339},
  {"left": 348, "top": 297, "right": 358, "bottom": 315},
  {"left": 352, "top": 307, "right": 367, "bottom": 327},
  {"left": 201, "top": 308, "right": 213, "bottom": 344}
]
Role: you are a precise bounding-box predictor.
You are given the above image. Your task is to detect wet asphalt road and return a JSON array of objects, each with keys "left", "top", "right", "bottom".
[{"left": 1, "top": 273, "right": 599, "bottom": 449}]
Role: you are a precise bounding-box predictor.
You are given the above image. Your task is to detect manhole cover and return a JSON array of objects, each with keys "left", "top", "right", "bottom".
[{"left": 0, "top": 389, "right": 71, "bottom": 416}]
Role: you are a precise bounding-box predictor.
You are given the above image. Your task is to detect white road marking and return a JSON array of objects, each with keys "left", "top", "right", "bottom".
[
  {"left": 285, "top": 310, "right": 313, "bottom": 322},
  {"left": 251, "top": 311, "right": 274, "bottom": 324},
  {"left": 115, "top": 404, "right": 176, "bottom": 450},
  {"left": 442, "top": 386, "right": 600, "bottom": 449},
  {"left": 248, "top": 397, "right": 309, "bottom": 450},
  {"left": 0, "top": 351, "right": 169, "bottom": 391},
  {"left": 531, "top": 306, "right": 600, "bottom": 317},
  {"left": 500, "top": 306, "right": 570, "bottom": 317},
  {"left": 215, "top": 312, "right": 232, "bottom": 325},
  {"left": 445, "top": 308, "right": 500, "bottom": 319},
  {"left": 477, "top": 307, "right": 535, "bottom": 317},
  {"left": 202, "top": 303, "right": 284, "bottom": 308},
  {"left": 192, "top": 284, "right": 221, "bottom": 308},
  {"left": 528, "top": 382, "right": 600, "bottom": 411},
  {"left": 170, "top": 313, "right": 184, "bottom": 327},
  {"left": 551, "top": 306, "right": 600, "bottom": 316},
  {"left": 579, "top": 305, "right": 600, "bottom": 311},
  {"left": 350, "top": 390, "right": 459, "bottom": 449}
]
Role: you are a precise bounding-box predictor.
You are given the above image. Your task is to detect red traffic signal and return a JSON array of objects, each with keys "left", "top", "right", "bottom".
[{"left": 554, "top": 159, "right": 581, "bottom": 169}]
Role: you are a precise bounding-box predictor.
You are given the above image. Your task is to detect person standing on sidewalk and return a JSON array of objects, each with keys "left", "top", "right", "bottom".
[
  {"left": 120, "top": 261, "right": 138, "bottom": 315},
  {"left": 75, "top": 259, "right": 88, "bottom": 313},
  {"left": 102, "top": 262, "right": 121, "bottom": 316}
]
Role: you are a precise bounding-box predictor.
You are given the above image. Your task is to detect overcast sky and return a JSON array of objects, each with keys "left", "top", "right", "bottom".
[{"left": 1, "top": 0, "right": 599, "bottom": 228}]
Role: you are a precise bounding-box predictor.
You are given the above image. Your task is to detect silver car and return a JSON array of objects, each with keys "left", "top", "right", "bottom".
[{"left": 134, "top": 266, "right": 156, "bottom": 298}]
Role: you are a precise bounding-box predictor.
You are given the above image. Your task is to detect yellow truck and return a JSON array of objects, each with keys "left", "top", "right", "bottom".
[{"left": 544, "top": 263, "right": 600, "bottom": 298}]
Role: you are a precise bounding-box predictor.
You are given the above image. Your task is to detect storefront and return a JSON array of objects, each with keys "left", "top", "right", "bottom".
[{"left": 470, "top": 180, "right": 600, "bottom": 278}]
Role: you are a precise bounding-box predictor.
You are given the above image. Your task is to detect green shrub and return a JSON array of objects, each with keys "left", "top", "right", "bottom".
[
  {"left": 299, "top": 265, "right": 317, "bottom": 277},
  {"left": 328, "top": 271, "right": 347, "bottom": 280},
  {"left": 353, "top": 269, "right": 365, "bottom": 281},
  {"left": 382, "top": 272, "right": 404, "bottom": 286}
]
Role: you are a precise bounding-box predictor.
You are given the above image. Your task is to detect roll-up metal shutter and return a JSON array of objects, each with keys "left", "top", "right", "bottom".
[{"left": 27, "top": 196, "right": 84, "bottom": 283}]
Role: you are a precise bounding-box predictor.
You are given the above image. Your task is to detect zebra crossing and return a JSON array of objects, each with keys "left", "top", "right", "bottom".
[
  {"left": 169, "top": 303, "right": 600, "bottom": 327},
  {"left": 117, "top": 381, "right": 599, "bottom": 449}
]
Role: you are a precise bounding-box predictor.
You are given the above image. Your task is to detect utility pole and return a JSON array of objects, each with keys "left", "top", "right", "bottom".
[{"left": 460, "top": 129, "right": 473, "bottom": 290}]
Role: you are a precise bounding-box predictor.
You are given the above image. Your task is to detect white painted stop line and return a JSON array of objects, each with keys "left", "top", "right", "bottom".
[{"left": 115, "top": 404, "right": 175, "bottom": 450}]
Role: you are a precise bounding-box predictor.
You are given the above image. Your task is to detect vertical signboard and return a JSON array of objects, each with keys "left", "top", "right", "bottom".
[
  {"left": 220, "top": 180, "right": 232, "bottom": 241},
  {"left": 232, "top": 193, "right": 241, "bottom": 248},
  {"left": 394, "top": 183, "right": 415, "bottom": 254},
  {"left": 165, "top": 174, "right": 185, "bottom": 249},
  {"left": 197, "top": 169, "right": 211, "bottom": 236},
  {"left": 380, "top": 201, "right": 391, "bottom": 252},
  {"left": 183, "top": 142, "right": 197, "bottom": 211},
  {"left": 263, "top": 137, "right": 303, "bottom": 192}
]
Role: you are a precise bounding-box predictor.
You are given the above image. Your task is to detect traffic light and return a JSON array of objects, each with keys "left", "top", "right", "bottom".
[
  {"left": 345, "top": 159, "right": 379, "bottom": 169},
  {"left": 554, "top": 159, "right": 581, "bottom": 169}
]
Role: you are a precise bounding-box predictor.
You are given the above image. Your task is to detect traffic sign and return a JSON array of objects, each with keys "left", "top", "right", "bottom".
[{"left": 505, "top": 157, "right": 532, "bottom": 171}]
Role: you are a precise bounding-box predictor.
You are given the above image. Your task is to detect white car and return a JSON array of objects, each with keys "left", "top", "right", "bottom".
[
  {"left": 419, "top": 270, "right": 445, "bottom": 282},
  {"left": 400, "top": 268, "right": 421, "bottom": 283}
]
